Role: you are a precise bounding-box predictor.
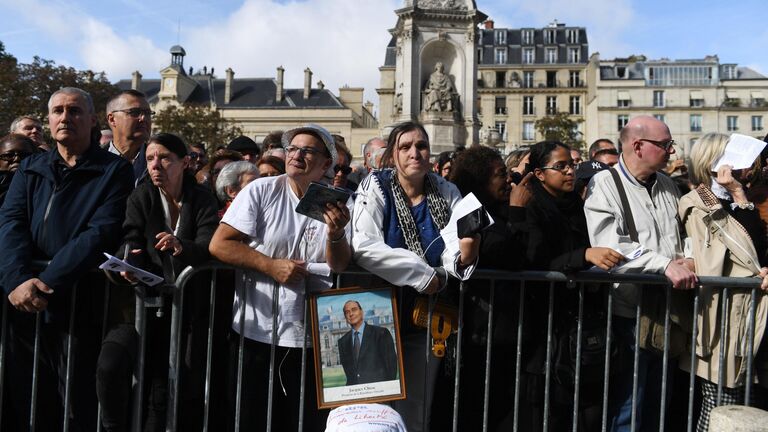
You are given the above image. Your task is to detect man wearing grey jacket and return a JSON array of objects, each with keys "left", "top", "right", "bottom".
[{"left": 584, "top": 115, "right": 697, "bottom": 432}]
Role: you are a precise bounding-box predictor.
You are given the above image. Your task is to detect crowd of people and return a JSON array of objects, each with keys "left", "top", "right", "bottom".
[{"left": 2, "top": 86, "right": 768, "bottom": 432}]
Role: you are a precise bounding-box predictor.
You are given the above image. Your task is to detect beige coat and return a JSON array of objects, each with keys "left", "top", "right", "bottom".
[{"left": 678, "top": 185, "right": 768, "bottom": 388}]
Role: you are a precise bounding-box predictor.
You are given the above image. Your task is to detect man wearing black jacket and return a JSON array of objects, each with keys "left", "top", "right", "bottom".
[
  {"left": 338, "top": 300, "right": 397, "bottom": 386},
  {"left": 0, "top": 87, "right": 133, "bottom": 430}
]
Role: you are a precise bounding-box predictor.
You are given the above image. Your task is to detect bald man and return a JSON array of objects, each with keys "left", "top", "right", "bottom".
[{"left": 584, "top": 116, "right": 696, "bottom": 431}]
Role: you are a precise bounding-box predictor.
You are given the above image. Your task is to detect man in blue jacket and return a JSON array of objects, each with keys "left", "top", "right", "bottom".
[{"left": 0, "top": 87, "right": 133, "bottom": 430}]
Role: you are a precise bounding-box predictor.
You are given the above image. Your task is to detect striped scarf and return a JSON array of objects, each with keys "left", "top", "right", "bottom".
[{"left": 390, "top": 172, "right": 450, "bottom": 260}]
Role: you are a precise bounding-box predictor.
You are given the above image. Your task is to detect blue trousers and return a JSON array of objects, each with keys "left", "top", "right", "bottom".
[{"left": 608, "top": 316, "right": 674, "bottom": 432}]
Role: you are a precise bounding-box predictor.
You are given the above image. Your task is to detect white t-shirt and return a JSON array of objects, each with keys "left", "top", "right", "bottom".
[{"left": 222, "top": 174, "right": 351, "bottom": 347}]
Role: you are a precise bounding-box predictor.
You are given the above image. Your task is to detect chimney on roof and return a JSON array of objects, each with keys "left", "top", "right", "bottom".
[
  {"left": 303, "top": 68, "right": 313, "bottom": 99},
  {"left": 317, "top": 80, "right": 325, "bottom": 90},
  {"left": 484, "top": 20, "right": 494, "bottom": 29},
  {"left": 276, "top": 66, "right": 284, "bottom": 102},
  {"left": 203, "top": 66, "right": 207, "bottom": 75},
  {"left": 225, "top": 68, "right": 234, "bottom": 104},
  {"left": 131, "top": 71, "right": 142, "bottom": 90}
]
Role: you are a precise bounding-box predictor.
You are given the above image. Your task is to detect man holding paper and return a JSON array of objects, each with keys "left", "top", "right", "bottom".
[
  {"left": 584, "top": 115, "right": 697, "bottom": 431},
  {"left": 0, "top": 87, "right": 133, "bottom": 430}
]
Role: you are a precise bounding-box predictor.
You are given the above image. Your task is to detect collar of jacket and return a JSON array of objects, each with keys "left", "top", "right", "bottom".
[
  {"left": 23, "top": 142, "right": 109, "bottom": 182},
  {"left": 617, "top": 154, "right": 660, "bottom": 190}
]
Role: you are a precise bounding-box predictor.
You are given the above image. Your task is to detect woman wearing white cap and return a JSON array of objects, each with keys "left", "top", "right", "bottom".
[{"left": 209, "top": 124, "right": 352, "bottom": 431}]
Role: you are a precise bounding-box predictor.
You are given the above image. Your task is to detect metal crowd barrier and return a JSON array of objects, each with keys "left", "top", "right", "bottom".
[{"left": 0, "top": 262, "right": 764, "bottom": 432}]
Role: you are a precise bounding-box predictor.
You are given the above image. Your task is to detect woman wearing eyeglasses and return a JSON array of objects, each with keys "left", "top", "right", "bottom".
[
  {"left": 0, "top": 133, "right": 37, "bottom": 207},
  {"left": 332, "top": 136, "right": 357, "bottom": 191},
  {"left": 352, "top": 121, "right": 480, "bottom": 432},
  {"left": 511, "top": 140, "right": 625, "bottom": 430}
]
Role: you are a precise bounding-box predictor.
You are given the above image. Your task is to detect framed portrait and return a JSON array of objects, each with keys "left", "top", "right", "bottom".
[{"left": 309, "top": 286, "right": 406, "bottom": 409}]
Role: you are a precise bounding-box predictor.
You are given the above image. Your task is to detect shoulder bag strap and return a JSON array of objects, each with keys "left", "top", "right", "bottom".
[{"left": 609, "top": 167, "right": 639, "bottom": 243}]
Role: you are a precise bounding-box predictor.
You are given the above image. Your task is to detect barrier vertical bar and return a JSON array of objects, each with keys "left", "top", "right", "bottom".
[
  {"left": 0, "top": 299, "right": 8, "bottom": 426},
  {"left": 234, "top": 277, "right": 248, "bottom": 432},
  {"left": 132, "top": 290, "right": 147, "bottom": 432},
  {"left": 601, "top": 285, "right": 615, "bottom": 432},
  {"left": 513, "top": 282, "right": 525, "bottom": 432},
  {"left": 659, "top": 284, "right": 672, "bottom": 432},
  {"left": 62, "top": 284, "right": 79, "bottom": 432},
  {"left": 482, "top": 281, "right": 495, "bottom": 432},
  {"left": 745, "top": 286, "right": 757, "bottom": 406},
  {"left": 30, "top": 311, "right": 42, "bottom": 432},
  {"left": 423, "top": 294, "right": 435, "bottom": 431},
  {"left": 630, "top": 288, "right": 643, "bottom": 432},
  {"left": 96, "top": 280, "right": 111, "bottom": 432},
  {"left": 451, "top": 281, "right": 466, "bottom": 432},
  {"left": 202, "top": 271, "right": 218, "bottom": 432},
  {"left": 571, "top": 283, "right": 584, "bottom": 432},
  {"left": 266, "top": 281, "right": 280, "bottom": 432},
  {"left": 686, "top": 290, "right": 700, "bottom": 432},
  {"left": 543, "top": 283, "right": 555, "bottom": 432},
  {"left": 298, "top": 296, "right": 309, "bottom": 432},
  {"left": 165, "top": 280, "right": 185, "bottom": 431},
  {"left": 717, "top": 287, "right": 729, "bottom": 406}
]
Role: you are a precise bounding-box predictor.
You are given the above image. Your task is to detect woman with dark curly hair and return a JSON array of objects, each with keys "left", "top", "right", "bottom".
[{"left": 448, "top": 146, "right": 530, "bottom": 430}]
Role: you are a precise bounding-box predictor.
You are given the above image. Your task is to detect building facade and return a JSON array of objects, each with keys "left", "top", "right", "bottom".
[
  {"left": 590, "top": 55, "right": 768, "bottom": 157},
  {"left": 474, "top": 20, "right": 594, "bottom": 153},
  {"left": 117, "top": 46, "right": 379, "bottom": 157}
]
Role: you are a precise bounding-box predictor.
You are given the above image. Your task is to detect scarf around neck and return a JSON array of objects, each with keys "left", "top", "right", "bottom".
[{"left": 390, "top": 171, "right": 450, "bottom": 261}]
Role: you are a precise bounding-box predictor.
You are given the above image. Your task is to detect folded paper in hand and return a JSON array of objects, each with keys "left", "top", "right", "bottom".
[
  {"left": 712, "top": 134, "right": 767, "bottom": 171},
  {"left": 99, "top": 252, "right": 164, "bottom": 286}
]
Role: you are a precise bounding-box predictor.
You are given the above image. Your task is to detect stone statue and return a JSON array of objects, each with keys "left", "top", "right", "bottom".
[
  {"left": 423, "top": 62, "right": 455, "bottom": 112},
  {"left": 419, "top": 0, "right": 466, "bottom": 10},
  {"left": 394, "top": 84, "right": 403, "bottom": 114}
]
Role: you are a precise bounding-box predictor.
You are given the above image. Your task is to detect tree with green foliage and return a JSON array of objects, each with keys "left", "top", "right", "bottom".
[
  {"left": 0, "top": 41, "right": 119, "bottom": 134},
  {"left": 534, "top": 111, "right": 585, "bottom": 150},
  {"left": 152, "top": 104, "right": 243, "bottom": 152}
]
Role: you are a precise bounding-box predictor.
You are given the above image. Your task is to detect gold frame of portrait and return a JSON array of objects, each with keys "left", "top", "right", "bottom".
[{"left": 309, "top": 285, "right": 406, "bottom": 409}]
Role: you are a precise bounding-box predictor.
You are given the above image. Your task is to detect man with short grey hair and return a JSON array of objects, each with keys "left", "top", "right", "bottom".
[
  {"left": 105, "top": 89, "right": 152, "bottom": 183},
  {"left": 363, "top": 137, "right": 386, "bottom": 171},
  {"left": 0, "top": 86, "right": 133, "bottom": 430},
  {"left": 10, "top": 115, "right": 48, "bottom": 151}
]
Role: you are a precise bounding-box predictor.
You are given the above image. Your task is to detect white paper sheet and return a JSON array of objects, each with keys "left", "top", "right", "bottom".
[
  {"left": 98, "top": 252, "right": 164, "bottom": 286},
  {"left": 712, "top": 134, "right": 767, "bottom": 171},
  {"left": 439, "top": 192, "right": 495, "bottom": 252},
  {"left": 587, "top": 245, "right": 644, "bottom": 272}
]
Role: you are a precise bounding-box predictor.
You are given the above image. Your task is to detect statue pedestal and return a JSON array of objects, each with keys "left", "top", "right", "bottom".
[{"left": 421, "top": 111, "right": 465, "bottom": 153}]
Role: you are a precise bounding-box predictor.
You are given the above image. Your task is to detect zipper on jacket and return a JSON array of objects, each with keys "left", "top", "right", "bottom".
[{"left": 40, "top": 185, "right": 59, "bottom": 246}]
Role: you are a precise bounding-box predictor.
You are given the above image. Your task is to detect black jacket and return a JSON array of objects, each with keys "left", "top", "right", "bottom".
[
  {"left": 337, "top": 323, "right": 398, "bottom": 386},
  {"left": 121, "top": 175, "right": 219, "bottom": 281},
  {"left": 0, "top": 144, "right": 133, "bottom": 321},
  {"left": 510, "top": 181, "right": 590, "bottom": 272}
]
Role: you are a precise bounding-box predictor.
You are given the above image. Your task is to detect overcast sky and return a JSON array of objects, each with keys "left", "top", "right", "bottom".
[{"left": 1, "top": 0, "right": 766, "bottom": 115}]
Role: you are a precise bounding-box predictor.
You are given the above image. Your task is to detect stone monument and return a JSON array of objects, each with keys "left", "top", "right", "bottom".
[{"left": 377, "top": 0, "right": 486, "bottom": 153}]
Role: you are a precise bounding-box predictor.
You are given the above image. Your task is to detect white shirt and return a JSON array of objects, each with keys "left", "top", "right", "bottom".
[{"left": 222, "top": 175, "right": 352, "bottom": 347}]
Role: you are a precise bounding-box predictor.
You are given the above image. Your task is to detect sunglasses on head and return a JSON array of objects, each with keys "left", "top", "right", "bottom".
[{"left": 334, "top": 165, "right": 352, "bottom": 175}]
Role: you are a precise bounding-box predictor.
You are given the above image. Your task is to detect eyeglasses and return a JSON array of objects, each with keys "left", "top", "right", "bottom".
[
  {"left": 286, "top": 145, "right": 327, "bottom": 158},
  {"left": 111, "top": 108, "right": 155, "bottom": 119},
  {"left": 334, "top": 165, "right": 352, "bottom": 175},
  {"left": 0, "top": 151, "right": 33, "bottom": 162},
  {"left": 638, "top": 138, "right": 675, "bottom": 152},
  {"left": 540, "top": 161, "right": 576, "bottom": 173},
  {"left": 189, "top": 152, "right": 200, "bottom": 160}
]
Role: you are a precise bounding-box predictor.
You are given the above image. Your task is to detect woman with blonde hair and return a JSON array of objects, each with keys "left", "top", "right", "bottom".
[{"left": 678, "top": 132, "right": 768, "bottom": 431}]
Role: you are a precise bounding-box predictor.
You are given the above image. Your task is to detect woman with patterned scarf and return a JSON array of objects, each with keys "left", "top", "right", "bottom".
[
  {"left": 352, "top": 121, "right": 480, "bottom": 432},
  {"left": 678, "top": 132, "right": 768, "bottom": 431}
]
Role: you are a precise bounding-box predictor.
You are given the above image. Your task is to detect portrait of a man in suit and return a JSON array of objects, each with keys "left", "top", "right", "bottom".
[{"left": 338, "top": 300, "right": 397, "bottom": 386}]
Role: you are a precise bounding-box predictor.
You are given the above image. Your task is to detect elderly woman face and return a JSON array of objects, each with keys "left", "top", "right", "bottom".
[
  {"left": 146, "top": 142, "right": 187, "bottom": 190},
  {"left": 394, "top": 129, "right": 431, "bottom": 180}
]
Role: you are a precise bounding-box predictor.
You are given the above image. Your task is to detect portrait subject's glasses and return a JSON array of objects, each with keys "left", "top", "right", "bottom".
[
  {"left": 638, "top": 138, "right": 675, "bottom": 152},
  {"left": 334, "top": 165, "right": 352, "bottom": 175},
  {"left": 111, "top": 108, "right": 155, "bottom": 119},
  {"left": 540, "top": 161, "right": 576, "bottom": 173},
  {"left": 0, "top": 151, "right": 33, "bottom": 162}
]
